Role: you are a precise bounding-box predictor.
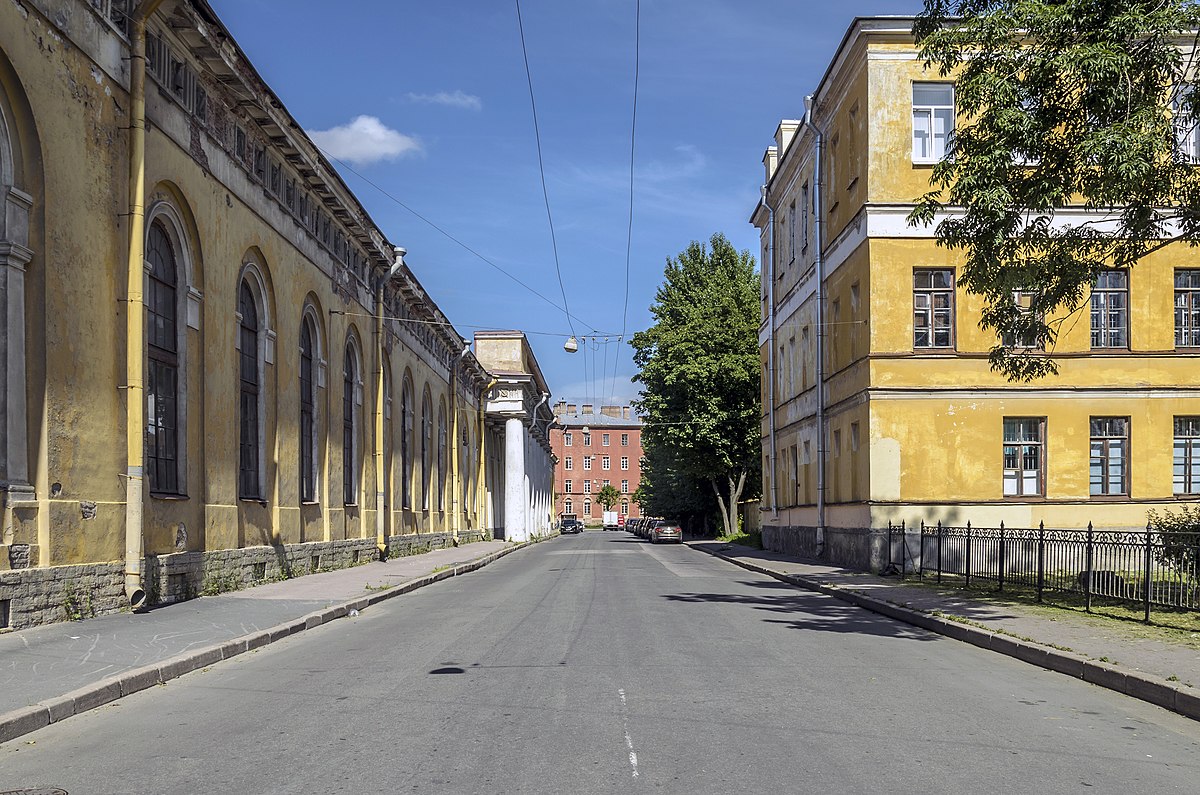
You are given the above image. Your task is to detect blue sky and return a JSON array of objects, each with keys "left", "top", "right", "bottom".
[{"left": 215, "top": 0, "right": 925, "bottom": 405}]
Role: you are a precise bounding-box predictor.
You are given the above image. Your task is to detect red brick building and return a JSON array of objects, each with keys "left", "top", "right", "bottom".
[{"left": 550, "top": 401, "right": 643, "bottom": 525}]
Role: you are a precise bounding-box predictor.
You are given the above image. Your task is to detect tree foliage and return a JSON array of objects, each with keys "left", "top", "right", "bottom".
[
  {"left": 630, "top": 233, "right": 761, "bottom": 536},
  {"left": 596, "top": 484, "right": 621, "bottom": 511},
  {"left": 911, "top": 0, "right": 1200, "bottom": 380}
]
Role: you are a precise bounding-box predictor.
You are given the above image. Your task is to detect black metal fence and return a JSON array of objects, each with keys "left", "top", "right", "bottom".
[{"left": 887, "top": 521, "right": 1200, "bottom": 620}]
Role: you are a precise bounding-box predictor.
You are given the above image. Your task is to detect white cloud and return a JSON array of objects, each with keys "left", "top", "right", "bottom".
[
  {"left": 307, "top": 115, "right": 422, "bottom": 166},
  {"left": 406, "top": 90, "right": 483, "bottom": 111}
]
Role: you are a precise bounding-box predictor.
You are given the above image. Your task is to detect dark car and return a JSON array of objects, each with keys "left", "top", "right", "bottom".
[{"left": 560, "top": 519, "right": 584, "bottom": 534}]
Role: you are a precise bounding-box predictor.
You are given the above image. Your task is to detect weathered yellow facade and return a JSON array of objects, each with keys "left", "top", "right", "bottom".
[
  {"left": 752, "top": 18, "right": 1200, "bottom": 570},
  {"left": 0, "top": 0, "right": 552, "bottom": 629}
]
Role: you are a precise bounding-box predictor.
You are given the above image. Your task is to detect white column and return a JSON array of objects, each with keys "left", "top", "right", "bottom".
[{"left": 504, "top": 416, "right": 527, "bottom": 542}]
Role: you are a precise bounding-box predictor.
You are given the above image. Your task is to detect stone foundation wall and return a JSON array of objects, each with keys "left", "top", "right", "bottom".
[
  {"left": 762, "top": 525, "right": 890, "bottom": 573},
  {"left": 0, "top": 562, "right": 125, "bottom": 631},
  {"left": 1, "top": 531, "right": 492, "bottom": 631}
]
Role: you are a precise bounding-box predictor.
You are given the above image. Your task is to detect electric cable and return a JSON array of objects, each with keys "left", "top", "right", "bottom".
[
  {"left": 610, "top": 0, "right": 641, "bottom": 403},
  {"left": 514, "top": 0, "right": 576, "bottom": 338}
]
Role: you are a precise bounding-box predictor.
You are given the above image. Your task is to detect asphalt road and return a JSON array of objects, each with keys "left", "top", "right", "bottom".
[{"left": 4, "top": 531, "right": 1200, "bottom": 794}]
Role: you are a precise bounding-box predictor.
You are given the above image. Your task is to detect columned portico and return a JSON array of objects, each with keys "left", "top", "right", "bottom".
[
  {"left": 473, "top": 331, "right": 556, "bottom": 543},
  {"left": 504, "top": 416, "right": 528, "bottom": 541}
]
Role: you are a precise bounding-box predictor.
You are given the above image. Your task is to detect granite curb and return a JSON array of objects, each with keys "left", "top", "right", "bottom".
[
  {"left": 0, "top": 539, "right": 536, "bottom": 745},
  {"left": 688, "top": 542, "right": 1200, "bottom": 723}
]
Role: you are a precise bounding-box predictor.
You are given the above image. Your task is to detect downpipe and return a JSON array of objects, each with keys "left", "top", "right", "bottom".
[
  {"left": 123, "top": 0, "right": 166, "bottom": 611},
  {"left": 804, "top": 94, "right": 827, "bottom": 557},
  {"left": 760, "top": 186, "right": 778, "bottom": 520}
]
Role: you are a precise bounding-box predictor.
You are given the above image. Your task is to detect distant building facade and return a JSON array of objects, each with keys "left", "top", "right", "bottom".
[
  {"left": 550, "top": 402, "right": 643, "bottom": 524},
  {"left": 0, "top": 0, "right": 548, "bottom": 629},
  {"left": 751, "top": 17, "right": 1200, "bottom": 571}
]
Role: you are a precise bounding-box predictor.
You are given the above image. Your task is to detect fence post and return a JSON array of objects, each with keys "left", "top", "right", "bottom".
[
  {"left": 919, "top": 520, "right": 925, "bottom": 580},
  {"left": 936, "top": 520, "right": 943, "bottom": 585},
  {"left": 1085, "top": 522, "right": 1094, "bottom": 614},
  {"left": 900, "top": 520, "right": 907, "bottom": 580},
  {"left": 1037, "top": 520, "right": 1045, "bottom": 604},
  {"left": 1144, "top": 522, "right": 1153, "bottom": 624},
  {"left": 965, "top": 520, "right": 972, "bottom": 589},
  {"left": 998, "top": 520, "right": 1006, "bottom": 593}
]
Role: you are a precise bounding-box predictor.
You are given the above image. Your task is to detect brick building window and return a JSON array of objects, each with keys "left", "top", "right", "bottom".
[
  {"left": 565, "top": 456, "right": 573, "bottom": 470},
  {"left": 583, "top": 456, "right": 592, "bottom": 470},
  {"left": 564, "top": 432, "right": 573, "bottom": 446},
  {"left": 602, "top": 456, "right": 610, "bottom": 470},
  {"left": 564, "top": 480, "right": 572, "bottom": 493},
  {"left": 584, "top": 481, "right": 592, "bottom": 494},
  {"left": 621, "top": 433, "right": 629, "bottom": 446},
  {"left": 602, "top": 433, "right": 610, "bottom": 446},
  {"left": 620, "top": 456, "right": 629, "bottom": 470}
]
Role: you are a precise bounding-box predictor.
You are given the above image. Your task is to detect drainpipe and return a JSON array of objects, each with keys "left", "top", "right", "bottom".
[
  {"left": 477, "top": 378, "right": 497, "bottom": 537},
  {"left": 374, "top": 247, "right": 406, "bottom": 560},
  {"left": 760, "top": 185, "right": 778, "bottom": 519},
  {"left": 123, "top": 0, "right": 166, "bottom": 611},
  {"left": 449, "top": 342, "right": 470, "bottom": 543},
  {"left": 803, "top": 94, "right": 827, "bottom": 555}
]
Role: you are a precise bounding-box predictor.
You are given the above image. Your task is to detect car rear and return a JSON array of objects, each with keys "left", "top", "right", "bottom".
[{"left": 651, "top": 520, "right": 683, "bottom": 543}]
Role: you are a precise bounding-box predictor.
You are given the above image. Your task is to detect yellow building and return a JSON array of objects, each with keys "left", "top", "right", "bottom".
[
  {"left": 751, "top": 17, "right": 1200, "bottom": 570},
  {"left": 0, "top": 0, "right": 553, "bottom": 629}
]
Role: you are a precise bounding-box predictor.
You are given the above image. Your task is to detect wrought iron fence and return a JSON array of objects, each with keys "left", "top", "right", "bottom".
[{"left": 887, "top": 521, "right": 1200, "bottom": 619}]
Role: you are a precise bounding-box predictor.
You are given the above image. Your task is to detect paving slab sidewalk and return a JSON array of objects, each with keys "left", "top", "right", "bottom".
[
  {"left": 689, "top": 540, "right": 1200, "bottom": 721},
  {"left": 0, "top": 539, "right": 523, "bottom": 743}
]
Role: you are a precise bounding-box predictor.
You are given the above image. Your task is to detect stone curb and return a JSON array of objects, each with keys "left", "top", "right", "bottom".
[
  {"left": 0, "top": 538, "right": 539, "bottom": 745},
  {"left": 689, "top": 542, "right": 1200, "bottom": 723}
]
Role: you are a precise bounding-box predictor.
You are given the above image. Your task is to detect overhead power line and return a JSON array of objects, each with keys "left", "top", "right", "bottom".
[
  {"left": 610, "top": 0, "right": 641, "bottom": 402},
  {"left": 515, "top": 0, "right": 576, "bottom": 339}
]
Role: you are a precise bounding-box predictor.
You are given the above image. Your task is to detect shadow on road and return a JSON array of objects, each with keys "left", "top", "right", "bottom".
[{"left": 663, "top": 582, "right": 941, "bottom": 641}]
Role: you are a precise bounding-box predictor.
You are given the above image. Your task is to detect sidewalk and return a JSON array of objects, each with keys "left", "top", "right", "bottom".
[
  {"left": 689, "top": 540, "right": 1200, "bottom": 721},
  {"left": 0, "top": 539, "right": 523, "bottom": 744}
]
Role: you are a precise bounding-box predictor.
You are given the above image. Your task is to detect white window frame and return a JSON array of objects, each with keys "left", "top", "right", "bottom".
[{"left": 912, "top": 83, "right": 955, "bottom": 163}]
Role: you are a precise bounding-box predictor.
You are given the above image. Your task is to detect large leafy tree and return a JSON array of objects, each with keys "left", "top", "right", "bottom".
[
  {"left": 630, "top": 233, "right": 760, "bottom": 536},
  {"left": 596, "top": 483, "right": 621, "bottom": 512},
  {"left": 910, "top": 0, "right": 1200, "bottom": 380}
]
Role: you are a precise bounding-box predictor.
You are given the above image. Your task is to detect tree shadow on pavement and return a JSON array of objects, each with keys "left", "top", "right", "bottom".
[{"left": 663, "top": 583, "right": 939, "bottom": 641}]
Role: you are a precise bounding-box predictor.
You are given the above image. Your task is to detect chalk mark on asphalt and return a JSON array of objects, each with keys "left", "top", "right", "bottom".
[{"left": 618, "top": 688, "right": 640, "bottom": 779}]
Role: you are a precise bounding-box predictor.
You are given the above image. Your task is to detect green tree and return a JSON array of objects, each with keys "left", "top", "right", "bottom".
[
  {"left": 910, "top": 0, "right": 1200, "bottom": 380},
  {"left": 596, "top": 483, "right": 621, "bottom": 512},
  {"left": 630, "top": 233, "right": 761, "bottom": 536}
]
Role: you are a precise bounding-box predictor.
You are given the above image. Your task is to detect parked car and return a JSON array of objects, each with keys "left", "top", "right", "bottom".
[
  {"left": 560, "top": 518, "right": 584, "bottom": 534},
  {"left": 651, "top": 519, "right": 683, "bottom": 544}
]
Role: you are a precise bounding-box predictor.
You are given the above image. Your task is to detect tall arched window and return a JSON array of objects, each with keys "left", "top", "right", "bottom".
[
  {"left": 401, "top": 375, "right": 414, "bottom": 509},
  {"left": 299, "top": 315, "right": 317, "bottom": 502},
  {"left": 146, "top": 221, "right": 180, "bottom": 494},
  {"left": 343, "top": 340, "right": 359, "bottom": 505},
  {"left": 421, "top": 388, "right": 432, "bottom": 510},
  {"left": 238, "top": 280, "right": 261, "bottom": 499},
  {"left": 563, "top": 498, "right": 573, "bottom": 515},
  {"left": 437, "top": 402, "right": 447, "bottom": 511}
]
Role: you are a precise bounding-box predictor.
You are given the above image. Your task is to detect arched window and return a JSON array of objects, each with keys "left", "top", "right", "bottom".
[
  {"left": 421, "top": 388, "right": 432, "bottom": 510},
  {"left": 343, "top": 340, "right": 359, "bottom": 505},
  {"left": 401, "top": 375, "right": 414, "bottom": 509},
  {"left": 146, "top": 221, "right": 180, "bottom": 494},
  {"left": 238, "top": 280, "right": 261, "bottom": 499},
  {"left": 299, "top": 315, "right": 317, "bottom": 502},
  {"left": 583, "top": 499, "right": 591, "bottom": 517},
  {"left": 437, "top": 402, "right": 447, "bottom": 511},
  {"left": 563, "top": 499, "right": 573, "bottom": 515}
]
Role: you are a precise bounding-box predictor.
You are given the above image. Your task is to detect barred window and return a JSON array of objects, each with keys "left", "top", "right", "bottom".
[
  {"left": 299, "top": 317, "right": 317, "bottom": 502},
  {"left": 238, "top": 282, "right": 261, "bottom": 499},
  {"left": 146, "top": 222, "right": 180, "bottom": 495}
]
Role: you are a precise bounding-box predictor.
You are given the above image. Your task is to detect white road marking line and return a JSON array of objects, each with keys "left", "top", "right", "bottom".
[{"left": 618, "top": 688, "right": 640, "bottom": 779}]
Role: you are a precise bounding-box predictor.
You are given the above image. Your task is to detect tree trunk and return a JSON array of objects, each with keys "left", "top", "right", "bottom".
[{"left": 711, "top": 470, "right": 748, "bottom": 537}]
